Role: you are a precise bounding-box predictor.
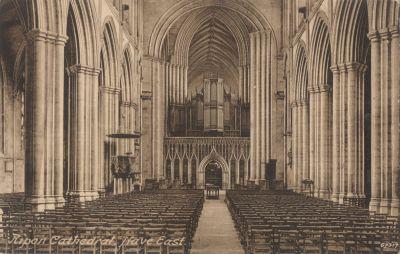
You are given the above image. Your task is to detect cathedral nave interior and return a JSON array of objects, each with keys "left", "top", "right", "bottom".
[{"left": 0, "top": 0, "right": 399, "bottom": 253}]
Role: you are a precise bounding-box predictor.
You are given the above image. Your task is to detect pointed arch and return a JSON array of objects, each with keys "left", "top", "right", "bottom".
[
  {"left": 101, "top": 17, "right": 119, "bottom": 88},
  {"left": 65, "top": 0, "right": 98, "bottom": 67},
  {"left": 293, "top": 42, "right": 308, "bottom": 101},
  {"left": 332, "top": 0, "right": 369, "bottom": 65},
  {"left": 148, "top": 0, "right": 276, "bottom": 59},
  {"left": 197, "top": 148, "right": 230, "bottom": 189},
  {"left": 368, "top": 0, "right": 399, "bottom": 32},
  {"left": 310, "top": 13, "right": 332, "bottom": 87},
  {"left": 121, "top": 45, "right": 135, "bottom": 102},
  {"left": 11, "top": 0, "right": 69, "bottom": 34}
]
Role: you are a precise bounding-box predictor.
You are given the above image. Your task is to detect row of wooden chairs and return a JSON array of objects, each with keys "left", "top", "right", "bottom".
[
  {"left": 226, "top": 190, "right": 400, "bottom": 254},
  {"left": 0, "top": 190, "right": 204, "bottom": 254}
]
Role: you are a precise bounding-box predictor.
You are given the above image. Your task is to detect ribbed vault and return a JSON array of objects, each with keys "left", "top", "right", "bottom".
[
  {"left": 167, "top": 6, "right": 253, "bottom": 95},
  {"left": 188, "top": 10, "right": 239, "bottom": 92}
]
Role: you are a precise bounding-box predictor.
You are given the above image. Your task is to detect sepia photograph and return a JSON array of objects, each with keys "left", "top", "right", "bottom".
[{"left": 0, "top": 0, "right": 399, "bottom": 253}]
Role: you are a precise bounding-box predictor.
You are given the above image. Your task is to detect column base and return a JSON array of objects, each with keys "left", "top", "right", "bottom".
[
  {"left": 247, "top": 180, "right": 256, "bottom": 189},
  {"left": 258, "top": 180, "right": 267, "bottom": 190},
  {"left": 379, "top": 198, "right": 390, "bottom": 214},
  {"left": 330, "top": 193, "right": 340, "bottom": 203},
  {"left": 369, "top": 198, "right": 381, "bottom": 212},
  {"left": 55, "top": 196, "right": 65, "bottom": 206},
  {"left": 88, "top": 191, "right": 99, "bottom": 200},
  {"left": 389, "top": 198, "right": 400, "bottom": 216},
  {"left": 318, "top": 190, "right": 330, "bottom": 199},
  {"left": 55, "top": 200, "right": 65, "bottom": 208},
  {"left": 45, "top": 196, "right": 56, "bottom": 210},
  {"left": 84, "top": 191, "right": 94, "bottom": 201},
  {"left": 97, "top": 189, "right": 107, "bottom": 198},
  {"left": 338, "top": 193, "right": 346, "bottom": 204},
  {"left": 68, "top": 191, "right": 88, "bottom": 202},
  {"left": 25, "top": 196, "right": 47, "bottom": 212}
]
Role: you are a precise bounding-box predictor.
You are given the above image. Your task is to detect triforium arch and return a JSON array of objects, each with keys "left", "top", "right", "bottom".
[
  {"left": 145, "top": 0, "right": 279, "bottom": 188},
  {"left": 308, "top": 13, "right": 333, "bottom": 199},
  {"left": 197, "top": 149, "right": 230, "bottom": 189},
  {"left": 290, "top": 42, "right": 309, "bottom": 192}
]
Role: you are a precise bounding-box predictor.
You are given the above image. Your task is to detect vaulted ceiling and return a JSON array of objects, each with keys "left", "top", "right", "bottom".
[
  {"left": 188, "top": 15, "right": 239, "bottom": 82},
  {"left": 162, "top": 6, "right": 253, "bottom": 96}
]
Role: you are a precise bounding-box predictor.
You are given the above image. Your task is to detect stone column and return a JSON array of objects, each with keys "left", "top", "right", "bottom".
[
  {"left": 369, "top": 32, "right": 382, "bottom": 211},
  {"left": 188, "top": 159, "right": 192, "bottom": 184},
  {"left": 170, "top": 159, "right": 175, "bottom": 182},
  {"left": 319, "top": 84, "right": 330, "bottom": 198},
  {"left": 179, "top": 159, "right": 184, "bottom": 184},
  {"left": 24, "top": 30, "right": 47, "bottom": 212},
  {"left": 239, "top": 66, "right": 244, "bottom": 100},
  {"left": 54, "top": 35, "right": 68, "bottom": 207},
  {"left": 183, "top": 66, "right": 188, "bottom": 101},
  {"left": 67, "top": 65, "right": 100, "bottom": 202},
  {"left": 236, "top": 159, "right": 240, "bottom": 185},
  {"left": 301, "top": 100, "right": 309, "bottom": 186},
  {"left": 338, "top": 64, "right": 348, "bottom": 204},
  {"left": 330, "top": 65, "right": 340, "bottom": 202},
  {"left": 291, "top": 102, "right": 299, "bottom": 191},
  {"left": 308, "top": 89, "right": 315, "bottom": 185},
  {"left": 379, "top": 31, "right": 391, "bottom": 214},
  {"left": 255, "top": 32, "right": 261, "bottom": 183},
  {"left": 390, "top": 30, "right": 400, "bottom": 216},
  {"left": 179, "top": 66, "right": 184, "bottom": 104},
  {"left": 344, "top": 62, "right": 366, "bottom": 200},
  {"left": 244, "top": 159, "right": 249, "bottom": 185},
  {"left": 260, "top": 31, "right": 267, "bottom": 182},
  {"left": 90, "top": 69, "right": 100, "bottom": 200},
  {"left": 314, "top": 91, "right": 320, "bottom": 195},
  {"left": 249, "top": 32, "right": 256, "bottom": 182},
  {"left": 297, "top": 102, "right": 303, "bottom": 191}
]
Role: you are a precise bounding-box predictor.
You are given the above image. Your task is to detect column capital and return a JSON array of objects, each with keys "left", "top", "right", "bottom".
[
  {"left": 330, "top": 65, "right": 340, "bottom": 74},
  {"left": 101, "top": 86, "right": 121, "bottom": 95},
  {"left": 25, "top": 29, "right": 68, "bottom": 44},
  {"left": 367, "top": 31, "right": 380, "bottom": 42},
  {"left": 307, "top": 86, "right": 318, "bottom": 93},
  {"left": 298, "top": 99, "right": 308, "bottom": 107},
  {"left": 121, "top": 100, "right": 138, "bottom": 109},
  {"left": 337, "top": 63, "right": 348, "bottom": 73},
  {"left": 317, "top": 84, "right": 330, "bottom": 92},
  {"left": 379, "top": 28, "right": 392, "bottom": 41},
  {"left": 292, "top": 99, "right": 308, "bottom": 107},
  {"left": 389, "top": 26, "right": 399, "bottom": 38},
  {"left": 69, "top": 64, "right": 101, "bottom": 76},
  {"left": 345, "top": 62, "right": 367, "bottom": 72}
]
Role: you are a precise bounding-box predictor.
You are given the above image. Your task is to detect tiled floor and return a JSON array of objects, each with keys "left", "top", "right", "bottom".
[{"left": 191, "top": 191, "right": 244, "bottom": 254}]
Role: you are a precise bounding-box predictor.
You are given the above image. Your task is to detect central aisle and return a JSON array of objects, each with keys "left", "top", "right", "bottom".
[{"left": 191, "top": 191, "right": 244, "bottom": 254}]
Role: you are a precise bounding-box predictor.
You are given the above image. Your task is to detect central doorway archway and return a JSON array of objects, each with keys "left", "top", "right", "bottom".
[
  {"left": 205, "top": 161, "right": 223, "bottom": 188},
  {"left": 197, "top": 149, "right": 229, "bottom": 189}
]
